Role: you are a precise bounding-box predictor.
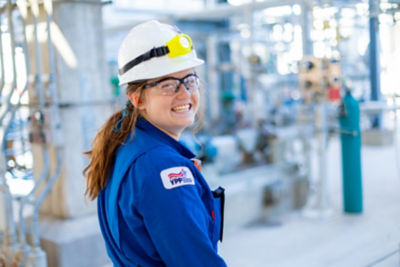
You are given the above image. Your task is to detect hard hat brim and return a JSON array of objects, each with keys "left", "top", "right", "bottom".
[{"left": 118, "top": 55, "right": 204, "bottom": 86}]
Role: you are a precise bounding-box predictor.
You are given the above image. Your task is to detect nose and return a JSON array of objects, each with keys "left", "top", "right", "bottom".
[{"left": 175, "top": 82, "right": 190, "bottom": 97}]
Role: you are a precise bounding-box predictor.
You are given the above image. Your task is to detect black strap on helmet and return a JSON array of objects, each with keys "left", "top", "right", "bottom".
[{"left": 119, "top": 46, "right": 170, "bottom": 75}]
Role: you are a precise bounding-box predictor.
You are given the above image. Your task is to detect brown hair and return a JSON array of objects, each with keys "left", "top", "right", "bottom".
[{"left": 83, "top": 81, "right": 146, "bottom": 200}]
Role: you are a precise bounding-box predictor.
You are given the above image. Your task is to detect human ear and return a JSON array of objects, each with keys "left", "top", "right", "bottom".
[{"left": 128, "top": 91, "right": 144, "bottom": 109}]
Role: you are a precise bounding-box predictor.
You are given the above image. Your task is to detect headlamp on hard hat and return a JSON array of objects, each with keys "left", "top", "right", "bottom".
[
  {"left": 165, "top": 34, "right": 193, "bottom": 58},
  {"left": 119, "top": 33, "right": 194, "bottom": 75}
]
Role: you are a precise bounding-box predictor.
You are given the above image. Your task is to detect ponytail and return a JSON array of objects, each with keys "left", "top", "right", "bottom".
[{"left": 83, "top": 81, "right": 146, "bottom": 200}]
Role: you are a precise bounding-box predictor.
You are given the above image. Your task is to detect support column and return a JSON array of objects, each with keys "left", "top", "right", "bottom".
[
  {"left": 35, "top": 0, "right": 112, "bottom": 219},
  {"left": 369, "top": 0, "right": 381, "bottom": 128}
]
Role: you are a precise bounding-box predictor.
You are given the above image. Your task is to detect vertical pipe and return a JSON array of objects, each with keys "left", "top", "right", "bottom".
[
  {"left": 369, "top": 0, "right": 381, "bottom": 128},
  {"left": 0, "top": 1, "right": 20, "bottom": 124},
  {"left": 317, "top": 103, "right": 328, "bottom": 210},
  {"left": 207, "top": 35, "right": 219, "bottom": 123},
  {"left": 301, "top": 1, "right": 312, "bottom": 56},
  {"left": 246, "top": 2, "right": 256, "bottom": 127},
  {"left": 30, "top": 0, "right": 46, "bottom": 108},
  {"left": 12, "top": 2, "right": 37, "bottom": 265},
  {"left": 44, "top": 0, "right": 62, "bottom": 146},
  {"left": 302, "top": 102, "right": 333, "bottom": 218},
  {"left": 0, "top": 0, "right": 34, "bottom": 263},
  {"left": 0, "top": 1, "right": 19, "bottom": 262},
  {"left": 0, "top": 13, "right": 5, "bottom": 96}
]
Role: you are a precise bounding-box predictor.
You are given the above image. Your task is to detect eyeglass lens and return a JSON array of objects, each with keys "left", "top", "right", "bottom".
[{"left": 158, "top": 74, "right": 199, "bottom": 95}]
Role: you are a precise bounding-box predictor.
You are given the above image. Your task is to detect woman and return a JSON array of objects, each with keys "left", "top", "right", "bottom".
[{"left": 83, "top": 20, "right": 227, "bottom": 267}]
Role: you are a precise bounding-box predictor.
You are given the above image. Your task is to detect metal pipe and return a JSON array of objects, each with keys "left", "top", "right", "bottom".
[
  {"left": 31, "top": 0, "right": 46, "bottom": 108},
  {"left": 17, "top": 148, "right": 50, "bottom": 264},
  {"left": 0, "top": 0, "right": 35, "bottom": 262},
  {"left": 0, "top": 1, "right": 20, "bottom": 258},
  {"left": 301, "top": 1, "right": 312, "bottom": 56},
  {"left": 174, "top": 0, "right": 302, "bottom": 20},
  {"left": 369, "top": 0, "right": 382, "bottom": 128},
  {"left": 6, "top": 0, "right": 18, "bottom": 100},
  {"left": 0, "top": 13, "right": 5, "bottom": 96},
  {"left": 44, "top": 0, "right": 63, "bottom": 146},
  {"left": 31, "top": 149, "right": 62, "bottom": 249},
  {"left": 105, "top": 0, "right": 304, "bottom": 32},
  {"left": 11, "top": 3, "right": 50, "bottom": 265},
  {"left": 53, "top": 0, "right": 111, "bottom": 4},
  {"left": 0, "top": 1, "right": 21, "bottom": 125},
  {"left": 316, "top": 103, "right": 330, "bottom": 214}
]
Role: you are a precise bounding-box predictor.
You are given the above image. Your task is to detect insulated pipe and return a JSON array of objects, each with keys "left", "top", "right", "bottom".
[
  {"left": 0, "top": 27, "right": 8, "bottom": 259},
  {"left": 11, "top": 1, "right": 52, "bottom": 266},
  {"left": 369, "top": 0, "right": 381, "bottom": 128},
  {"left": 247, "top": 0, "right": 257, "bottom": 127},
  {"left": 17, "top": 149, "right": 50, "bottom": 265},
  {"left": 0, "top": 0, "right": 20, "bottom": 124},
  {"left": 30, "top": 0, "right": 46, "bottom": 108},
  {"left": 0, "top": 13, "right": 5, "bottom": 96},
  {"left": 0, "top": 2, "right": 18, "bottom": 264},
  {"left": 301, "top": 1, "right": 312, "bottom": 56},
  {"left": 44, "top": 0, "right": 63, "bottom": 146},
  {"left": 11, "top": 2, "right": 50, "bottom": 265},
  {"left": 0, "top": 0, "right": 20, "bottom": 257},
  {"left": 31, "top": 149, "right": 62, "bottom": 251}
]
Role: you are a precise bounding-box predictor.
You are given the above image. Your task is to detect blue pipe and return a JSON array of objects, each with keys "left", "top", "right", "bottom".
[{"left": 369, "top": 0, "right": 381, "bottom": 128}]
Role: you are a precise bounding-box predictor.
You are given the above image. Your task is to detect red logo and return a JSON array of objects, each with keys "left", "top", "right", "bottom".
[{"left": 168, "top": 169, "right": 186, "bottom": 180}]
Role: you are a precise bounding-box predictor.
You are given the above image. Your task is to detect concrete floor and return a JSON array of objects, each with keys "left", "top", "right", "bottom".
[{"left": 218, "top": 137, "right": 400, "bottom": 267}]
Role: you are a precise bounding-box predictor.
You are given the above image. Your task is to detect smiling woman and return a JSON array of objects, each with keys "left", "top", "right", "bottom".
[
  {"left": 134, "top": 70, "right": 200, "bottom": 139},
  {"left": 83, "top": 20, "right": 227, "bottom": 267}
]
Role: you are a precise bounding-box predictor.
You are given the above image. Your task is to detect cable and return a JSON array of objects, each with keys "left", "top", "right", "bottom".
[{"left": 366, "top": 247, "right": 400, "bottom": 266}]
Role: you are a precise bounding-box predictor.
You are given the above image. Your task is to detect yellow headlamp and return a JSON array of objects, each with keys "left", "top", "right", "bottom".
[
  {"left": 119, "top": 33, "right": 195, "bottom": 75},
  {"left": 166, "top": 34, "right": 193, "bottom": 58}
]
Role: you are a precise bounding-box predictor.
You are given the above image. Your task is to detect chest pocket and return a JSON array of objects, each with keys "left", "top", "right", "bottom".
[{"left": 211, "top": 186, "right": 225, "bottom": 243}]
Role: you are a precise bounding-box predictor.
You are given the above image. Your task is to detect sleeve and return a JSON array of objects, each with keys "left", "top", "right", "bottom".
[{"left": 133, "top": 149, "right": 227, "bottom": 267}]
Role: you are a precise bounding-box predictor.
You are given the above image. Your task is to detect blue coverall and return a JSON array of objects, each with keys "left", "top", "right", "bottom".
[{"left": 98, "top": 118, "right": 227, "bottom": 267}]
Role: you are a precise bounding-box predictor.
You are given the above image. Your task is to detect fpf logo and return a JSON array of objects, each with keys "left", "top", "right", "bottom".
[
  {"left": 160, "top": 166, "right": 195, "bottom": 189},
  {"left": 168, "top": 169, "right": 193, "bottom": 185}
]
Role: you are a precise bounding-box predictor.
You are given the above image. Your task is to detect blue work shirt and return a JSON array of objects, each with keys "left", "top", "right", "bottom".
[{"left": 98, "top": 118, "right": 227, "bottom": 267}]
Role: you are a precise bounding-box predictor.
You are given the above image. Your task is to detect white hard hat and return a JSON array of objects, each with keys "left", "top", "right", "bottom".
[{"left": 118, "top": 20, "right": 204, "bottom": 85}]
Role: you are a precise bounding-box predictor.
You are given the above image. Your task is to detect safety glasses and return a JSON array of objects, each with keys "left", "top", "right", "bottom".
[{"left": 143, "top": 73, "right": 200, "bottom": 96}]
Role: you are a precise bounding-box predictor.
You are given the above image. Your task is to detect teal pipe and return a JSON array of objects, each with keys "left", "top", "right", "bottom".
[{"left": 339, "top": 92, "right": 363, "bottom": 213}]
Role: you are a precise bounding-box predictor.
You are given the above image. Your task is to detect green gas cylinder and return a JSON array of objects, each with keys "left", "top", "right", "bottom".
[{"left": 339, "top": 92, "right": 363, "bottom": 213}]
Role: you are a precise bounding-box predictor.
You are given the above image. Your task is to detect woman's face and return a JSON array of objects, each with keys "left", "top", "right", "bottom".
[{"left": 134, "top": 68, "right": 200, "bottom": 140}]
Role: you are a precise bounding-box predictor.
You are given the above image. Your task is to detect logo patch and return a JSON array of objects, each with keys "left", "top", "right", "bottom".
[{"left": 160, "top": 166, "right": 195, "bottom": 189}]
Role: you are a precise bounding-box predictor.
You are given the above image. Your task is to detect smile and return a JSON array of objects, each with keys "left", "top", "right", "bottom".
[{"left": 172, "top": 104, "right": 192, "bottom": 113}]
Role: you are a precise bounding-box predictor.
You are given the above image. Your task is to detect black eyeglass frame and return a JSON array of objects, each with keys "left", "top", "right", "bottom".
[{"left": 143, "top": 73, "right": 199, "bottom": 94}]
